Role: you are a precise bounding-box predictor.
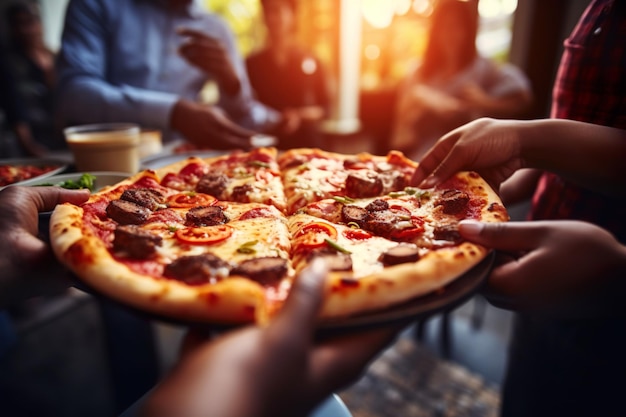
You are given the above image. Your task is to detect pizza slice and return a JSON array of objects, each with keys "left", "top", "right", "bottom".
[
  {"left": 157, "top": 147, "right": 287, "bottom": 212},
  {"left": 278, "top": 148, "right": 417, "bottom": 214},
  {"left": 289, "top": 171, "right": 508, "bottom": 319},
  {"left": 51, "top": 169, "right": 295, "bottom": 324}
]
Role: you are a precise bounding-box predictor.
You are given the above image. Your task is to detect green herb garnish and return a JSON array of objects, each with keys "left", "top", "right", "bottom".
[
  {"left": 332, "top": 196, "right": 355, "bottom": 205},
  {"left": 249, "top": 161, "right": 271, "bottom": 168},
  {"left": 35, "top": 173, "right": 97, "bottom": 191},
  {"left": 237, "top": 240, "right": 258, "bottom": 254},
  {"left": 324, "top": 238, "right": 352, "bottom": 254}
]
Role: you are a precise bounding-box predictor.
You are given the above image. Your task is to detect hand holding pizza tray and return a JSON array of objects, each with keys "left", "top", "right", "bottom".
[{"left": 47, "top": 147, "right": 507, "bottom": 331}]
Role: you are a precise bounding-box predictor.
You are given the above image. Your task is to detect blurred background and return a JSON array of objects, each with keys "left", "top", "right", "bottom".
[{"left": 0, "top": 0, "right": 589, "bottom": 153}]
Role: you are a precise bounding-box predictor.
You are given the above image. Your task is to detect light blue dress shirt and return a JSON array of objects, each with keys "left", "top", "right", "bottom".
[{"left": 57, "top": 0, "right": 278, "bottom": 142}]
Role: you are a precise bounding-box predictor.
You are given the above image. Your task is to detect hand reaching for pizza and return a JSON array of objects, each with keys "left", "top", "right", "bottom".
[
  {"left": 411, "top": 118, "right": 626, "bottom": 199},
  {"left": 141, "top": 259, "right": 403, "bottom": 417},
  {"left": 177, "top": 27, "right": 241, "bottom": 96},
  {"left": 411, "top": 117, "right": 524, "bottom": 191},
  {"left": 0, "top": 186, "right": 90, "bottom": 308},
  {"left": 459, "top": 220, "right": 626, "bottom": 317}
]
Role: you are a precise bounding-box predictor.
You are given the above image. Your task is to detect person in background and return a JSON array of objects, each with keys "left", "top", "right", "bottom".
[
  {"left": 2, "top": 1, "right": 62, "bottom": 156},
  {"left": 390, "top": 0, "right": 531, "bottom": 160},
  {"left": 246, "top": 0, "right": 330, "bottom": 149},
  {"left": 56, "top": 0, "right": 286, "bottom": 150}
]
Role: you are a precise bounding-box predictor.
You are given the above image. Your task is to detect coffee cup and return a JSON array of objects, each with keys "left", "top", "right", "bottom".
[{"left": 65, "top": 123, "right": 140, "bottom": 173}]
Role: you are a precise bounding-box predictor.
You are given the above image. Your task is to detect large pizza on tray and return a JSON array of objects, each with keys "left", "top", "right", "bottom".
[{"left": 49, "top": 148, "right": 508, "bottom": 325}]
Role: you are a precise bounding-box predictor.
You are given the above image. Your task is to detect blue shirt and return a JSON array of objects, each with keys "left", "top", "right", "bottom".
[{"left": 56, "top": 0, "right": 278, "bottom": 142}]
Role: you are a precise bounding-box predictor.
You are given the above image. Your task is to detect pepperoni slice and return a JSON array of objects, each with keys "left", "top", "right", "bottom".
[
  {"left": 342, "top": 228, "right": 373, "bottom": 240},
  {"left": 239, "top": 206, "right": 277, "bottom": 220}
]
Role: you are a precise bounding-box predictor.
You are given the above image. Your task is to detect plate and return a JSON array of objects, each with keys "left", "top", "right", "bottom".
[
  {"left": 318, "top": 251, "right": 495, "bottom": 333},
  {"left": 141, "top": 151, "right": 226, "bottom": 170},
  {"left": 36, "top": 172, "right": 130, "bottom": 242},
  {"left": 25, "top": 171, "right": 130, "bottom": 190},
  {"left": 0, "top": 157, "right": 68, "bottom": 189}
]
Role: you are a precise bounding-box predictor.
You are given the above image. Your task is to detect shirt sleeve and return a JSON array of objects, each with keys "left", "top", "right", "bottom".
[
  {"left": 209, "top": 16, "right": 280, "bottom": 130},
  {"left": 56, "top": 0, "right": 179, "bottom": 130}
]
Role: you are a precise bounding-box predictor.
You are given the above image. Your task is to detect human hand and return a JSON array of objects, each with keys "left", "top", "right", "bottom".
[
  {"left": 413, "top": 84, "right": 464, "bottom": 117},
  {"left": 170, "top": 99, "right": 259, "bottom": 150},
  {"left": 178, "top": 27, "right": 241, "bottom": 95},
  {"left": 0, "top": 186, "right": 90, "bottom": 308},
  {"left": 459, "top": 220, "right": 626, "bottom": 316},
  {"left": 459, "top": 83, "right": 491, "bottom": 109},
  {"left": 411, "top": 118, "right": 524, "bottom": 190},
  {"left": 141, "top": 259, "right": 403, "bottom": 417}
]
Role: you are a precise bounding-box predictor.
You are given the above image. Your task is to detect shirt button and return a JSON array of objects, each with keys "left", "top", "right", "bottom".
[{"left": 594, "top": 27, "right": 602, "bottom": 35}]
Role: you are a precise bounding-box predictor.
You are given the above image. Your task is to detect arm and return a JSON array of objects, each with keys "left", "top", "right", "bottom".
[
  {"left": 459, "top": 220, "right": 626, "bottom": 317},
  {"left": 178, "top": 18, "right": 280, "bottom": 133},
  {"left": 56, "top": 0, "right": 178, "bottom": 131},
  {"left": 141, "top": 260, "right": 402, "bottom": 417},
  {"left": 413, "top": 118, "right": 626, "bottom": 198},
  {"left": 459, "top": 62, "right": 532, "bottom": 119},
  {"left": 0, "top": 187, "right": 89, "bottom": 309},
  {"left": 57, "top": 0, "right": 262, "bottom": 149},
  {"left": 460, "top": 85, "right": 532, "bottom": 120}
]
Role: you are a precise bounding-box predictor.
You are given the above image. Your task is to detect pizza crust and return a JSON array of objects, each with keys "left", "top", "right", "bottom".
[
  {"left": 51, "top": 204, "right": 267, "bottom": 324},
  {"left": 319, "top": 242, "right": 487, "bottom": 319}
]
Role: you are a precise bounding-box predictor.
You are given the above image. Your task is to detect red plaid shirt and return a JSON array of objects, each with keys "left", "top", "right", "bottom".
[{"left": 530, "top": 0, "right": 626, "bottom": 241}]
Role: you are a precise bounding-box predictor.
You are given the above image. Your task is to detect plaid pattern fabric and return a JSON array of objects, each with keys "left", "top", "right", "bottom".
[{"left": 530, "top": 0, "right": 626, "bottom": 242}]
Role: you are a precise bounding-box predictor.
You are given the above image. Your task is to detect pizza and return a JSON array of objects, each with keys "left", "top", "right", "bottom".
[
  {"left": 49, "top": 147, "right": 508, "bottom": 325},
  {"left": 0, "top": 162, "right": 61, "bottom": 187}
]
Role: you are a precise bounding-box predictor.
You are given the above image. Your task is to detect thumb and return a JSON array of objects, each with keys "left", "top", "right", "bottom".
[
  {"left": 33, "top": 187, "right": 91, "bottom": 211},
  {"left": 272, "top": 258, "right": 328, "bottom": 332},
  {"left": 459, "top": 220, "right": 542, "bottom": 252}
]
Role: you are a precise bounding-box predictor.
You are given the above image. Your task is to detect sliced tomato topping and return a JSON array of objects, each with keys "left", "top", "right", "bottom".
[
  {"left": 239, "top": 206, "right": 277, "bottom": 220},
  {"left": 295, "top": 222, "right": 338, "bottom": 248},
  {"left": 175, "top": 225, "right": 233, "bottom": 245},
  {"left": 167, "top": 192, "right": 217, "bottom": 208},
  {"left": 342, "top": 228, "right": 373, "bottom": 240},
  {"left": 390, "top": 224, "right": 425, "bottom": 241},
  {"left": 389, "top": 204, "right": 411, "bottom": 215}
]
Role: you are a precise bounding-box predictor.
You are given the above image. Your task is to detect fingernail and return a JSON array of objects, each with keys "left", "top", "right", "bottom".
[
  {"left": 308, "top": 257, "right": 328, "bottom": 277},
  {"left": 419, "top": 176, "right": 439, "bottom": 189},
  {"left": 459, "top": 220, "right": 484, "bottom": 236}
]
